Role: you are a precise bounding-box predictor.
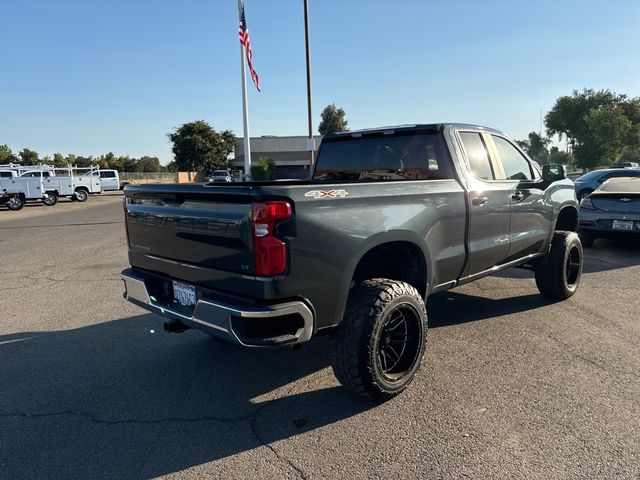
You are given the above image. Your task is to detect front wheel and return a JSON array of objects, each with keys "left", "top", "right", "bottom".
[
  {"left": 535, "top": 231, "right": 583, "bottom": 300},
  {"left": 43, "top": 192, "right": 58, "bottom": 207},
  {"left": 331, "top": 279, "right": 428, "bottom": 402},
  {"left": 74, "top": 189, "right": 88, "bottom": 202}
]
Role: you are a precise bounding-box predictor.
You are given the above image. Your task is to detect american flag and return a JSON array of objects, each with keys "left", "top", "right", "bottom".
[{"left": 238, "top": 2, "right": 261, "bottom": 92}]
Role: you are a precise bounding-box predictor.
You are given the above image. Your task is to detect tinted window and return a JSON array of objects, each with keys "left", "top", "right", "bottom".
[
  {"left": 459, "top": 132, "right": 493, "bottom": 180},
  {"left": 314, "top": 131, "right": 452, "bottom": 182},
  {"left": 492, "top": 136, "right": 533, "bottom": 180},
  {"left": 100, "top": 171, "right": 116, "bottom": 178},
  {"left": 0, "top": 171, "right": 13, "bottom": 177}
]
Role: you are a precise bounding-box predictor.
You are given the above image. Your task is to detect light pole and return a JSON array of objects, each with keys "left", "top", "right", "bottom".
[{"left": 303, "top": 0, "right": 314, "bottom": 168}]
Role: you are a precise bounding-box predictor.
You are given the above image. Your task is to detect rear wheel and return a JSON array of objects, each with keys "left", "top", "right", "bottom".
[
  {"left": 74, "top": 189, "right": 88, "bottom": 202},
  {"left": 7, "top": 195, "right": 25, "bottom": 211},
  {"left": 331, "top": 278, "right": 427, "bottom": 401},
  {"left": 43, "top": 192, "right": 58, "bottom": 207},
  {"left": 535, "top": 231, "right": 583, "bottom": 300}
]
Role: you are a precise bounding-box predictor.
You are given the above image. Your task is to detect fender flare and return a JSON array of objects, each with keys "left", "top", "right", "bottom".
[{"left": 331, "top": 230, "right": 433, "bottom": 328}]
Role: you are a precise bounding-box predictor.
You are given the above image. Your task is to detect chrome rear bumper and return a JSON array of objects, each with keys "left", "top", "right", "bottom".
[{"left": 121, "top": 268, "right": 314, "bottom": 347}]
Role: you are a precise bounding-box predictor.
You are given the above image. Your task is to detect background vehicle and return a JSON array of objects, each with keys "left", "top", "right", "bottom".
[
  {"left": 205, "top": 170, "right": 232, "bottom": 182},
  {"left": 19, "top": 167, "right": 101, "bottom": 202},
  {"left": 84, "top": 169, "right": 120, "bottom": 191},
  {"left": 612, "top": 161, "right": 640, "bottom": 169},
  {"left": 573, "top": 168, "right": 640, "bottom": 199},
  {"left": 0, "top": 175, "right": 58, "bottom": 210},
  {"left": 578, "top": 177, "right": 640, "bottom": 247},
  {"left": 121, "top": 123, "right": 582, "bottom": 401},
  {"left": 0, "top": 170, "right": 17, "bottom": 178}
]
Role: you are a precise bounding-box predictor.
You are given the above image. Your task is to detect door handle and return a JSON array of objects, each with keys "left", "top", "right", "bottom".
[
  {"left": 471, "top": 195, "right": 488, "bottom": 206},
  {"left": 511, "top": 191, "right": 525, "bottom": 201}
]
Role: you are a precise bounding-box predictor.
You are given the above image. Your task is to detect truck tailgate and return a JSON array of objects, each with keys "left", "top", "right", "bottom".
[{"left": 125, "top": 185, "right": 255, "bottom": 276}]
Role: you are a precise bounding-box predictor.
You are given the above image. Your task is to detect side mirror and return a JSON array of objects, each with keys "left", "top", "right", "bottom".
[{"left": 542, "top": 164, "right": 567, "bottom": 182}]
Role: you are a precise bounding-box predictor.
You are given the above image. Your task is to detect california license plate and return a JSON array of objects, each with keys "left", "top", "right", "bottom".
[
  {"left": 612, "top": 220, "right": 634, "bottom": 231},
  {"left": 172, "top": 281, "right": 197, "bottom": 306}
]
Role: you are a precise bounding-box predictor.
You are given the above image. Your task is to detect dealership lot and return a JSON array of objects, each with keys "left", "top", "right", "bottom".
[{"left": 1, "top": 193, "right": 639, "bottom": 479}]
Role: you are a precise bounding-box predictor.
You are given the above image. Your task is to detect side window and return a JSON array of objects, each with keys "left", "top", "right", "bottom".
[
  {"left": 459, "top": 132, "right": 494, "bottom": 180},
  {"left": 492, "top": 136, "right": 533, "bottom": 180},
  {"left": 105, "top": 171, "right": 116, "bottom": 178}
]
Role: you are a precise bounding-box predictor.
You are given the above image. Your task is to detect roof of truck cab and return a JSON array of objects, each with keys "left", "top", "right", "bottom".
[{"left": 324, "top": 123, "right": 505, "bottom": 137}]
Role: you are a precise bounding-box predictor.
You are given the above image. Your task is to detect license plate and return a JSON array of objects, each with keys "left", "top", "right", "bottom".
[
  {"left": 612, "top": 220, "right": 634, "bottom": 231},
  {"left": 172, "top": 281, "right": 197, "bottom": 306}
]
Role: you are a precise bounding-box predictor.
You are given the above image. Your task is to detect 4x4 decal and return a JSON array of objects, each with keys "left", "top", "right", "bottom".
[{"left": 304, "top": 189, "right": 349, "bottom": 199}]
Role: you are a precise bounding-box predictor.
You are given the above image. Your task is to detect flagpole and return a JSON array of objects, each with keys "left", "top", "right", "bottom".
[{"left": 238, "top": 0, "right": 252, "bottom": 180}]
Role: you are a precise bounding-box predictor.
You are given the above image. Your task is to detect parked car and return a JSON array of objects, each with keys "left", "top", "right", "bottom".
[
  {"left": 612, "top": 161, "right": 640, "bottom": 169},
  {"left": 573, "top": 168, "right": 640, "bottom": 199},
  {"left": 578, "top": 177, "right": 640, "bottom": 247},
  {"left": 205, "top": 170, "right": 232, "bottom": 183},
  {"left": 84, "top": 169, "right": 120, "bottom": 191},
  {"left": 120, "top": 123, "right": 582, "bottom": 401}
]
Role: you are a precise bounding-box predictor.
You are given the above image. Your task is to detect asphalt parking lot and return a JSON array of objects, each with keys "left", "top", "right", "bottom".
[{"left": 1, "top": 193, "right": 639, "bottom": 479}]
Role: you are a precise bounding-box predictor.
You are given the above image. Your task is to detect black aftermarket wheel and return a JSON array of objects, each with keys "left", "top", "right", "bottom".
[
  {"left": 535, "top": 231, "right": 583, "bottom": 300},
  {"left": 331, "top": 278, "right": 428, "bottom": 401}
]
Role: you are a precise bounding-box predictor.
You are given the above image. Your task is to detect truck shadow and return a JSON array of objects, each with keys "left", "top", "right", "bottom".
[
  {"left": 0, "top": 315, "right": 371, "bottom": 479},
  {"left": 495, "top": 239, "right": 640, "bottom": 279},
  {"left": 427, "top": 292, "right": 550, "bottom": 327}
]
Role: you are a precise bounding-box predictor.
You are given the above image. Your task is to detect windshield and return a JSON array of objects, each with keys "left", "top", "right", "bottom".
[
  {"left": 314, "top": 131, "right": 452, "bottom": 182},
  {"left": 213, "top": 170, "right": 229, "bottom": 176}
]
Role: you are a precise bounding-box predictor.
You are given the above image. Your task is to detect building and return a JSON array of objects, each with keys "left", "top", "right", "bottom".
[{"left": 231, "top": 135, "right": 323, "bottom": 179}]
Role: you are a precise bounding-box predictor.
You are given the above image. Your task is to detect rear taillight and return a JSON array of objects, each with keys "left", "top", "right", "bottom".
[
  {"left": 252, "top": 201, "right": 292, "bottom": 276},
  {"left": 123, "top": 197, "right": 130, "bottom": 246},
  {"left": 580, "top": 197, "right": 595, "bottom": 210}
]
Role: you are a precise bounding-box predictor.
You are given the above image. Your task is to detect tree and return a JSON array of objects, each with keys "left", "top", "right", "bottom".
[
  {"left": 251, "top": 156, "right": 276, "bottom": 180},
  {"left": 517, "top": 132, "right": 550, "bottom": 164},
  {"left": 52, "top": 153, "right": 66, "bottom": 167},
  {"left": 136, "top": 156, "right": 163, "bottom": 172},
  {"left": 318, "top": 103, "right": 348, "bottom": 135},
  {"left": 19, "top": 148, "right": 39, "bottom": 164},
  {"left": 168, "top": 120, "right": 236, "bottom": 172},
  {"left": 0, "top": 144, "right": 12, "bottom": 163},
  {"left": 545, "top": 89, "right": 640, "bottom": 169},
  {"left": 548, "top": 146, "right": 574, "bottom": 166}
]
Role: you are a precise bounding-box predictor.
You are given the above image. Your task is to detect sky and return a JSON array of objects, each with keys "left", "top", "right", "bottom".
[{"left": 1, "top": 0, "right": 639, "bottom": 164}]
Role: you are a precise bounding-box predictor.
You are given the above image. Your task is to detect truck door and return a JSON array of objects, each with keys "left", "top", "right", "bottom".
[
  {"left": 488, "top": 135, "right": 550, "bottom": 260},
  {"left": 457, "top": 131, "right": 512, "bottom": 277}
]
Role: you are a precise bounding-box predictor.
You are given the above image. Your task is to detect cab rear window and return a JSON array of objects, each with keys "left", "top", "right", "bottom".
[{"left": 314, "top": 131, "right": 452, "bottom": 182}]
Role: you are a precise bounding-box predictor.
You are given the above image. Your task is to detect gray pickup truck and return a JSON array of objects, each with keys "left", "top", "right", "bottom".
[{"left": 121, "top": 123, "right": 582, "bottom": 400}]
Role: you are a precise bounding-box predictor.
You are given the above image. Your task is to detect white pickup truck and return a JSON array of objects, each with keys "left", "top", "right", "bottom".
[
  {"left": 0, "top": 174, "right": 58, "bottom": 210},
  {"left": 17, "top": 166, "right": 102, "bottom": 202}
]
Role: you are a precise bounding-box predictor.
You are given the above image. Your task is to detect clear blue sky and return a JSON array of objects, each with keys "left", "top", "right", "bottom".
[{"left": 1, "top": 0, "right": 639, "bottom": 164}]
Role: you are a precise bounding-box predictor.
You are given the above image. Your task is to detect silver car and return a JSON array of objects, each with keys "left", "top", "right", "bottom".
[
  {"left": 578, "top": 177, "right": 640, "bottom": 247},
  {"left": 206, "top": 170, "right": 232, "bottom": 183}
]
